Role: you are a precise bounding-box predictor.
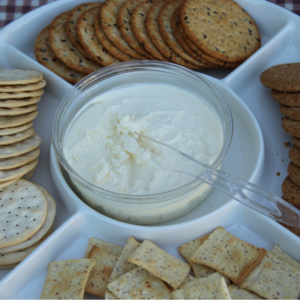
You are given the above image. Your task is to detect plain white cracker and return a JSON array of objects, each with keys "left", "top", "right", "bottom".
[
  {"left": 0, "top": 111, "right": 38, "bottom": 129},
  {"left": 0, "top": 89, "right": 43, "bottom": 99},
  {"left": 0, "top": 128, "right": 34, "bottom": 146},
  {"left": 0, "top": 97, "right": 40, "bottom": 108},
  {"left": 0, "top": 121, "right": 33, "bottom": 135},
  {"left": 0, "top": 70, "right": 43, "bottom": 85},
  {"left": 0, "top": 80, "right": 46, "bottom": 92},
  {"left": 0, "top": 105, "right": 37, "bottom": 116}
]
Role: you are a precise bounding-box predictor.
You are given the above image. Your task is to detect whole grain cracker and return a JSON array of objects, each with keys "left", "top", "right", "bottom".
[
  {"left": 0, "top": 133, "right": 41, "bottom": 159},
  {"left": 94, "top": 14, "right": 133, "bottom": 62},
  {"left": 293, "top": 136, "right": 300, "bottom": 148},
  {"left": 0, "top": 80, "right": 46, "bottom": 93},
  {"left": 108, "top": 237, "right": 140, "bottom": 283},
  {"left": 0, "top": 179, "right": 47, "bottom": 249},
  {"left": 171, "top": 275, "right": 231, "bottom": 299},
  {"left": 280, "top": 104, "right": 300, "bottom": 121},
  {"left": 289, "top": 145, "right": 300, "bottom": 167},
  {"left": 66, "top": 2, "right": 101, "bottom": 57},
  {"left": 100, "top": 0, "right": 143, "bottom": 59},
  {"left": 0, "top": 183, "right": 55, "bottom": 253},
  {"left": 158, "top": 0, "right": 210, "bottom": 68},
  {"left": 240, "top": 252, "right": 300, "bottom": 299},
  {"left": 131, "top": 1, "right": 167, "bottom": 61},
  {"left": 118, "top": 0, "right": 154, "bottom": 58},
  {"left": 261, "top": 63, "right": 300, "bottom": 92},
  {"left": 77, "top": 7, "right": 121, "bottom": 66},
  {"left": 282, "top": 117, "right": 300, "bottom": 137},
  {"left": 270, "top": 245, "right": 300, "bottom": 268},
  {"left": 272, "top": 89, "right": 300, "bottom": 106},
  {"left": 0, "top": 105, "right": 37, "bottom": 116},
  {"left": 146, "top": 1, "right": 203, "bottom": 70},
  {"left": 0, "top": 121, "right": 33, "bottom": 136},
  {"left": 178, "top": 234, "right": 216, "bottom": 278},
  {"left": 105, "top": 290, "right": 116, "bottom": 299},
  {"left": 288, "top": 162, "right": 300, "bottom": 185},
  {"left": 0, "top": 89, "right": 43, "bottom": 100},
  {"left": 84, "top": 237, "right": 123, "bottom": 258},
  {"left": 34, "top": 27, "right": 85, "bottom": 84},
  {"left": 180, "top": 0, "right": 260, "bottom": 63},
  {"left": 0, "top": 97, "right": 40, "bottom": 108},
  {"left": 282, "top": 176, "right": 300, "bottom": 209},
  {"left": 0, "top": 159, "right": 38, "bottom": 182},
  {"left": 0, "top": 111, "right": 38, "bottom": 129},
  {"left": 0, "top": 128, "right": 34, "bottom": 146},
  {"left": 228, "top": 285, "right": 263, "bottom": 299},
  {"left": 107, "top": 267, "right": 171, "bottom": 299},
  {"left": 41, "top": 259, "right": 96, "bottom": 299},
  {"left": 86, "top": 246, "right": 118, "bottom": 297},
  {"left": 0, "top": 70, "right": 43, "bottom": 85},
  {"left": 127, "top": 239, "right": 190, "bottom": 289},
  {"left": 48, "top": 12, "right": 102, "bottom": 74},
  {"left": 190, "top": 227, "right": 267, "bottom": 285}
]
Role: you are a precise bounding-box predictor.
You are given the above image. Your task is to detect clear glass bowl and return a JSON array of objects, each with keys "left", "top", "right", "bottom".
[{"left": 52, "top": 61, "right": 233, "bottom": 225}]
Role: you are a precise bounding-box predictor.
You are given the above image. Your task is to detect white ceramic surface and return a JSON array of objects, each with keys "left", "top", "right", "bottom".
[{"left": 0, "top": 0, "right": 299, "bottom": 295}]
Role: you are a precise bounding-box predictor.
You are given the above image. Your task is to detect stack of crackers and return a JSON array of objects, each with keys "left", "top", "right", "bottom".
[
  {"left": 40, "top": 226, "right": 300, "bottom": 299},
  {"left": 34, "top": 0, "right": 261, "bottom": 84},
  {"left": 0, "top": 179, "right": 56, "bottom": 268},
  {"left": 0, "top": 69, "right": 43, "bottom": 188},
  {"left": 260, "top": 62, "right": 300, "bottom": 238}
]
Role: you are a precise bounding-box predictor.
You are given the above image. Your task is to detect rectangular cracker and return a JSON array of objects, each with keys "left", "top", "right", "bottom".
[
  {"left": 127, "top": 239, "right": 190, "bottom": 289},
  {"left": 85, "top": 246, "right": 118, "bottom": 298},
  {"left": 171, "top": 274, "right": 231, "bottom": 299},
  {"left": 190, "top": 227, "right": 267, "bottom": 285},
  {"left": 107, "top": 267, "right": 171, "bottom": 299},
  {"left": 108, "top": 237, "right": 140, "bottom": 283},
  {"left": 270, "top": 244, "right": 300, "bottom": 268},
  {"left": 41, "top": 259, "right": 95, "bottom": 299},
  {"left": 240, "top": 252, "right": 300, "bottom": 299},
  {"left": 228, "top": 285, "right": 262, "bottom": 299},
  {"left": 178, "top": 234, "right": 216, "bottom": 278},
  {"left": 84, "top": 237, "right": 123, "bottom": 258}
]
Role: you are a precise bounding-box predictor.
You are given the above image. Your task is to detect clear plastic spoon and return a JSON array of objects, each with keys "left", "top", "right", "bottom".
[{"left": 134, "top": 133, "right": 300, "bottom": 228}]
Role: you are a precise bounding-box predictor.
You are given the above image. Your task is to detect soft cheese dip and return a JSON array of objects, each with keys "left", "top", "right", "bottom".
[{"left": 64, "top": 83, "right": 224, "bottom": 195}]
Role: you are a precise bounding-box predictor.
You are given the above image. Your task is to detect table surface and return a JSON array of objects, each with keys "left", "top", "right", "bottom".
[{"left": 0, "top": 0, "right": 299, "bottom": 29}]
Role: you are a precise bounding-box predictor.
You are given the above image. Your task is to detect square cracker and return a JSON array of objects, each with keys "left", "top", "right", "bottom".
[
  {"left": 270, "top": 244, "right": 300, "bottom": 268},
  {"left": 178, "top": 234, "right": 216, "bottom": 278},
  {"left": 228, "top": 285, "right": 262, "bottom": 299},
  {"left": 85, "top": 246, "right": 118, "bottom": 298},
  {"left": 240, "top": 251, "right": 300, "bottom": 299},
  {"left": 190, "top": 227, "right": 267, "bottom": 285},
  {"left": 40, "top": 259, "right": 95, "bottom": 299},
  {"left": 171, "top": 274, "right": 231, "bottom": 299},
  {"left": 84, "top": 237, "right": 123, "bottom": 258},
  {"left": 107, "top": 267, "right": 171, "bottom": 299},
  {"left": 108, "top": 237, "right": 140, "bottom": 283},
  {"left": 127, "top": 239, "right": 190, "bottom": 289}
]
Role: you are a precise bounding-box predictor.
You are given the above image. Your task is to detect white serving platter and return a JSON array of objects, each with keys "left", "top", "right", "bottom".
[{"left": 0, "top": 0, "right": 299, "bottom": 296}]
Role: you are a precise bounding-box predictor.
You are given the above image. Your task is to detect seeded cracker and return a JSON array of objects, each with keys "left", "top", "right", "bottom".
[
  {"left": 270, "top": 245, "right": 300, "bottom": 268},
  {"left": 77, "top": 7, "right": 121, "bottom": 66},
  {"left": 41, "top": 259, "right": 96, "bottom": 299},
  {"left": 0, "top": 80, "right": 46, "bottom": 93},
  {"left": 190, "top": 227, "right": 267, "bottom": 285},
  {"left": 48, "top": 12, "right": 101, "bottom": 74},
  {"left": 34, "top": 27, "right": 85, "bottom": 84},
  {"left": 0, "top": 105, "right": 37, "bottom": 116},
  {"left": 0, "top": 89, "right": 43, "bottom": 100},
  {"left": 85, "top": 246, "right": 118, "bottom": 297},
  {"left": 107, "top": 267, "right": 171, "bottom": 299},
  {"left": 127, "top": 239, "right": 190, "bottom": 289},
  {"left": 84, "top": 237, "right": 123, "bottom": 258},
  {"left": 240, "top": 251, "right": 300, "bottom": 299},
  {"left": 108, "top": 237, "right": 140, "bottom": 283},
  {"left": 0, "top": 121, "right": 33, "bottom": 136},
  {"left": 0, "top": 111, "right": 38, "bottom": 129},
  {"left": 228, "top": 285, "right": 263, "bottom": 299},
  {"left": 0, "top": 179, "right": 47, "bottom": 248},
  {"left": 0, "top": 128, "right": 34, "bottom": 146},
  {"left": 0, "top": 70, "right": 43, "bottom": 85},
  {"left": 180, "top": 0, "right": 260, "bottom": 63}
]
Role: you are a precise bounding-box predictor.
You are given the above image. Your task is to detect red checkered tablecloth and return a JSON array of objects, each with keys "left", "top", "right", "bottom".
[{"left": 0, "top": 0, "right": 299, "bottom": 29}]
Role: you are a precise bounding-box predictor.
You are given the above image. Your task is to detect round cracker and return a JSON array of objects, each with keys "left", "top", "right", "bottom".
[
  {"left": 288, "top": 162, "right": 300, "bottom": 186},
  {"left": 0, "top": 177, "right": 22, "bottom": 189},
  {"left": 0, "top": 133, "right": 41, "bottom": 159},
  {"left": 0, "top": 128, "right": 34, "bottom": 146},
  {"left": 0, "top": 105, "right": 37, "bottom": 116},
  {"left": 282, "top": 117, "right": 300, "bottom": 137},
  {"left": 0, "top": 179, "right": 47, "bottom": 249},
  {"left": 292, "top": 136, "right": 300, "bottom": 149},
  {"left": 0, "top": 97, "right": 41, "bottom": 108},
  {"left": 282, "top": 176, "right": 300, "bottom": 209},
  {"left": 22, "top": 166, "right": 36, "bottom": 181},
  {"left": 0, "top": 70, "right": 43, "bottom": 85},
  {"left": 0, "top": 263, "right": 18, "bottom": 268},
  {"left": 77, "top": 7, "right": 121, "bottom": 66},
  {"left": 0, "top": 89, "right": 43, "bottom": 100},
  {"left": 48, "top": 12, "right": 102, "bottom": 74},
  {"left": 0, "top": 147, "right": 40, "bottom": 170},
  {"left": 34, "top": 27, "right": 85, "bottom": 84},
  {"left": 180, "top": 0, "right": 260, "bottom": 63},
  {"left": 100, "top": 0, "right": 143, "bottom": 59},
  {"left": 0, "top": 80, "right": 46, "bottom": 93},
  {"left": 289, "top": 145, "right": 300, "bottom": 167},
  {"left": 0, "top": 159, "right": 38, "bottom": 182},
  {"left": 261, "top": 63, "right": 300, "bottom": 92},
  {"left": 280, "top": 105, "right": 300, "bottom": 121},
  {"left": 0, "top": 184, "right": 55, "bottom": 253},
  {"left": 0, "top": 121, "right": 33, "bottom": 136},
  {"left": 271, "top": 89, "right": 300, "bottom": 107},
  {"left": 0, "top": 111, "right": 38, "bottom": 129}
]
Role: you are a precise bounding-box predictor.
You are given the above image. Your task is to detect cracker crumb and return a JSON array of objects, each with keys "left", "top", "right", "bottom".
[
  {"left": 284, "top": 142, "right": 291, "bottom": 147},
  {"left": 276, "top": 172, "right": 280, "bottom": 176}
]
